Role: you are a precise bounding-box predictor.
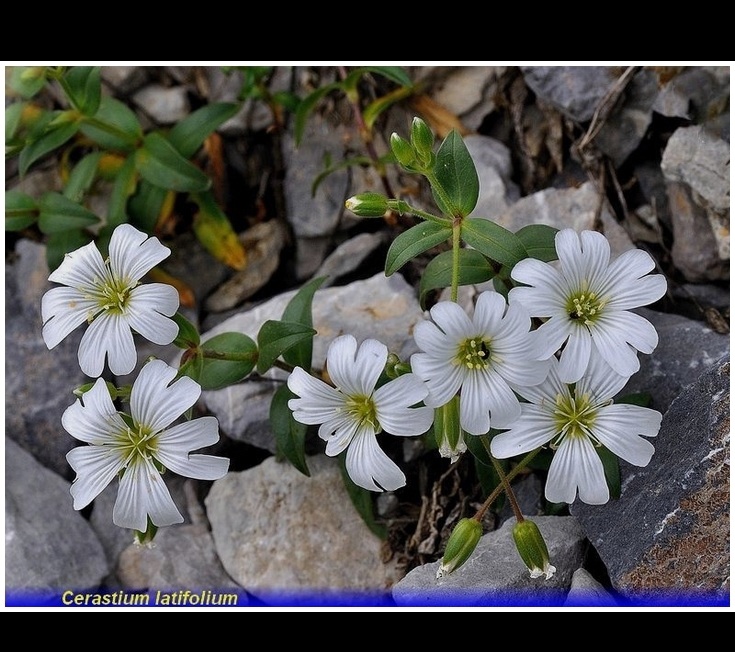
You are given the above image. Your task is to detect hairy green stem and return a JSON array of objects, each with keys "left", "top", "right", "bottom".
[{"left": 451, "top": 217, "right": 462, "bottom": 302}]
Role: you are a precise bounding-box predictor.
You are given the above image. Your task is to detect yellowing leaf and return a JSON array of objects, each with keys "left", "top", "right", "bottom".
[{"left": 191, "top": 191, "right": 247, "bottom": 270}]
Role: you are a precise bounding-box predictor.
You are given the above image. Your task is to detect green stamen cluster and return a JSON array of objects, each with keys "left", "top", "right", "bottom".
[
  {"left": 456, "top": 337, "right": 492, "bottom": 371},
  {"left": 344, "top": 394, "right": 379, "bottom": 431},
  {"left": 119, "top": 424, "right": 159, "bottom": 467},
  {"left": 551, "top": 392, "right": 600, "bottom": 448},
  {"left": 566, "top": 290, "right": 605, "bottom": 327}
]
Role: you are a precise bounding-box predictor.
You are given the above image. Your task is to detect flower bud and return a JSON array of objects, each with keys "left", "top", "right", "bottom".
[
  {"left": 512, "top": 519, "right": 556, "bottom": 580},
  {"left": 390, "top": 133, "right": 417, "bottom": 169},
  {"left": 436, "top": 517, "right": 482, "bottom": 579},
  {"left": 345, "top": 192, "right": 389, "bottom": 217},
  {"left": 434, "top": 396, "right": 466, "bottom": 463},
  {"left": 410, "top": 116, "right": 434, "bottom": 166}
]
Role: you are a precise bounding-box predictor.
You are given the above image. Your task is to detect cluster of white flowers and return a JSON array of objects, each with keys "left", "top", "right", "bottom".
[
  {"left": 42, "top": 224, "right": 229, "bottom": 533},
  {"left": 288, "top": 228, "right": 666, "bottom": 505}
]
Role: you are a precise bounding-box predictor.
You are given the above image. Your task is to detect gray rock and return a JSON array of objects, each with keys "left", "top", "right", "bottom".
[
  {"left": 132, "top": 84, "right": 190, "bottom": 125},
  {"left": 521, "top": 66, "right": 619, "bottom": 123},
  {"left": 206, "top": 454, "right": 402, "bottom": 604},
  {"left": 5, "top": 437, "right": 110, "bottom": 595},
  {"left": 564, "top": 568, "right": 619, "bottom": 607},
  {"left": 391, "top": 515, "right": 587, "bottom": 606},
  {"left": 465, "top": 134, "right": 519, "bottom": 221},
  {"left": 572, "top": 355, "right": 730, "bottom": 606},
  {"left": 200, "top": 272, "right": 425, "bottom": 450},
  {"left": 100, "top": 66, "right": 149, "bottom": 95},
  {"left": 653, "top": 67, "right": 730, "bottom": 124},
  {"left": 314, "top": 231, "right": 387, "bottom": 287}
]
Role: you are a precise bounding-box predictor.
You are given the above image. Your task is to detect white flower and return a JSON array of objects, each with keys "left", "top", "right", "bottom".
[
  {"left": 410, "top": 290, "right": 549, "bottom": 436},
  {"left": 491, "top": 355, "right": 661, "bottom": 505},
  {"left": 41, "top": 223, "right": 180, "bottom": 377},
  {"left": 63, "top": 359, "right": 229, "bottom": 532},
  {"left": 509, "top": 228, "right": 667, "bottom": 383},
  {"left": 287, "top": 334, "right": 434, "bottom": 492}
]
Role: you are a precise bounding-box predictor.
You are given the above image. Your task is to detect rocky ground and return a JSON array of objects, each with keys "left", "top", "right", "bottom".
[{"left": 4, "top": 64, "right": 730, "bottom": 609}]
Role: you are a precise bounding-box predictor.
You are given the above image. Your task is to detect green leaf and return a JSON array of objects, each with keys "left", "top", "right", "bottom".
[
  {"left": 127, "top": 180, "right": 168, "bottom": 232},
  {"left": 5, "top": 190, "right": 38, "bottom": 231},
  {"left": 461, "top": 218, "right": 528, "bottom": 268},
  {"left": 63, "top": 67, "right": 101, "bottom": 116},
  {"left": 172, "top": 312, "right": 201, "bottom": 348},
  {"left": 515, "top": 224, "right": 559, "bottom": 262},
  {"left": 64, "top": 152, "right": 103, "bottom": 203},
  {"left": 79, "top": 96, "right": 142, "bottom": 151},
  {"left": 597, "top": 445, "right": 621, "bottom": 500},
  {"left": 256, "top": 320, "right": 316, "bottom": 375},
  {"left": 343, "top": 66, "right": 412, "bottom": 89},
  {"left": 337, "top": 455, "right": 387, "bottom": 539},
  {"left": 311, "top": 154, "right": 373, "bottom": 198},
  {"left": 293, "top": 82, "right": 342, "bottom": 146},
  {"left": 432, "top": 130, "right": 479, "bottom": 218},
  {"left": 46, "top": 229, "right": 93, "bottom": 272},
  {"left": 135, "top": 132, "right": 211, "bottom": 193},
  {"left": 191, "top": 190, "right": 247, "bottom": 270},
  {"left": 9, "top": 66, "right": 47, "bottom": 99},
  {"left": 362, "top": 83, "right": 415, "bottom": 131},
  {"left": 167, "top": 102, "right": 240, "bottom": 159},
  {"left": 5, "top": 101, "right": 25, "bottom": 143},
  {"left": 18, "top": 115, "right": 80, "bottom": 176},
  {"left": 616, "top": 392, "right": 652, "bottom": 408},
  {"left": 280, "top": 276, "right": 326, "bottom": 370},
  {"left": 105, "top": 154, "right": 138, "bottom": 231},
  {"left": 385, "top": 221, "right": 452, "bottom": 276},
  {"left": 198, "top": 332, "right": 258, "bottom": 391},
  {"left": 270, "top": 384, "right": 310, "bottom": 477},
  {"left": 37, "top": 192, "right": 99, "bottom": 234},
  {"left": 419, "top": 248, "right": 494, "bottom": 308}
]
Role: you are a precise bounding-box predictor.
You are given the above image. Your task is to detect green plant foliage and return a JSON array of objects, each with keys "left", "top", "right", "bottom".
[
  {"left": 135, "top": 133, "right": 211, "bottom": 193},
  {"left": 256, "top": 321, "right": 317, "bottom": 375},
  {"left": 270, "top": 384, "right": 310, "bottom": 478},
  {"left": 197, "top": 332, "right": 258, "bottom": 391},
  {"left": 338, "top": 456, "right": 387, "bottom": 540},
  {"left": 279, "top": 276, "right": 326, "bottom": 370},
  {"left": 18, "top": 113, "right": 80, "bottom": 176},
  {"left": 78, "top": 96, "right": 142, "bottom": 151},
  {"left": 37, "top": 192, "right": 99, "bottom": 234},
  {"left": 514, "top": 223, "right": 559, "bottom": 262},
  {"left": 461, "top": 218, "right": 527, "bottom": 268},
  {"left": 5, "top": 190, "right": 38, "bottom": 231},
  {"left": 167, "top": 102, "right": 240, "bottom": 159},
  {"left": 62, "top": 66, "right": 102, "bottom": 116},
  {"left": 385, "top": 222, "right": 452, "bottom": 276},
  {"left": 432, "top": 130, "right": 479, "bottom": 218},
  {"left": 418, "top": 248, "right": 495, "bottom": 308}
]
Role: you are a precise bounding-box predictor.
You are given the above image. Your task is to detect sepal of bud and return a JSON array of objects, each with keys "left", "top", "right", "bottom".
[
  {"left": 437, "top": 517, "right": 482, "bottom": 579},
  {"left": 410, "top": 117, "right": 435, "bottom": 166},
  {"left": 390, "top": 133, "right": 418, "bottom": 170},
  {"left": 345, "top": 192, "right": 389, "bottom": 217},
  {"left": 133, "top": 517, "right": 158, "bottom": 546},
  {"left": 512, "top": 519, "right": 556, "bottom": 580},
  {"left": 434, "top": 396, "right": 466, "bottom": 463}
]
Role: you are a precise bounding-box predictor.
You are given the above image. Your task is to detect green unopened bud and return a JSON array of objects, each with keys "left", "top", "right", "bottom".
[
  {"left": 410, "top": 116, "right": 435, "bottom": 166},
  {"left": 133, "top": 517, "right": 158, "bottom": 546},
  {"left": 434, "top": 396, "right": 466, "bottom": 463},
  {"left": 437, "top": 517, "right": 483, "bottom": 579},
  {"left": 345, "top": 192, "right": 389, "bottom": 217},
  {"left": 390, "top": 133, "right": 417, "bottom": 169},
  {"left": 512, "top": 519, "right": 556, "bottom": 580}
]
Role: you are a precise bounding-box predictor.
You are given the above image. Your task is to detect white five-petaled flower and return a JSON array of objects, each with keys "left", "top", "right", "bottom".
[
  {"left": 41, "top": 223, "right": 180, "bottom": 377},
  {"left": 410, "top": 290, "right": 550, "bottom": 436},
  {"left": 509, "top": 228, "right": 667, "bottom": 383},
  {"left": 63, "top": 359, "right": 229, "bottom": 532},
  {"left": 491, "top": 355, "right": 661, "bottom": 505},
  {"left": 287, "top": 334, "right": 434, "bottom": 492}
]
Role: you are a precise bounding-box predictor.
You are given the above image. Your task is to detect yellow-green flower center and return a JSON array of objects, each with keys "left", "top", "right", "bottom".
[
  {"left": 344, "top": 394, "right": 379, "bottom": 431},
  {"left": 96, "top": 275, "right": 134, "bottom": 314},
  {"left": 551, "top": 392, "right": 600, "bottom": 447},
  {"left": 566, "top": 290, "right": 606, "bottom": 327},
  {"left": 118, "top": 423, "right": 159, "bottom": 467},
  {"left": 455, "top": 337, "right": 493, "bottom": 371}
]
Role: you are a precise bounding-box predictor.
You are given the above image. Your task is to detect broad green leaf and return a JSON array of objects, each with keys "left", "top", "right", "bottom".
[
  {"left": 37, "top": 192, "right": 99, "bottom": 234},
  {"left": 515, "top": 223, "right": 559, "bottom": 262},
  {"left": 270, "top": 384, "right": 310, "bottom": 477},
  {"left": 63, "top": 67, "right": 101, "bottom": 116},
  {"left": 45, "top": 229, "right": 93, "bottom": 272},
  {"left": 8, "top": 66, "right": 47, "bottom": 99},
  {"left": 191, "top": 191, "right": 247, "bottom": 270},
  {"left": 432, "top": 129, "right": 479, "bottom": 218},
  {"left": 171, "top": 312, "right": 200, "bottom": 348},
  {"left": 461, "top": 218, "right": 528, "bottom": 268},
  {"left": 135, "top": 132, "right": 211, "bottom": 193},
  {"left": 168, "top": 102, "right": 240, "bottom": 158},
  {"left": 198, "top": 332, "right": 258, "bottom": 391},
  {"left": 79, "top": 96, "right": 142, "bottom": 151},
  {"left": 105, "top": 154, "right": 138, "bottom": 230},
  {"left": 418, "top": 248, "right": 494, "bottom": 308},
  {"left": 280, "top": 276, "right": 326, "bottom": 370},
  {"left": 64, "top": 152, "right": 103, "bottom": 202},
  {"left": 127, "top": 180, "right": 169, "bottom": 232},
  {"left": 338, "top": 456, "right": 387, "bottom": 539},
  {"left": 256, "top": 320, "right": 316, "bottom": 375},
  {"left": 5, "top": 102, "right": 25, "bottom": 143},
  {"left": 293, "top": 82, "right": 342, "bottom": 146},
  {"left": 5, "top": 190, "right": 38, "bottom": 231},
  {"left": 597, "top": 445, "right": 621, "bottom": 500},
  {"left": 385, "top": 221, "right": 452, "bottom": 276},
  {"left": 18, "top": 115, "right": 80, "bottom": 176},
  {"left": 178, "top": 349, "right": 204, "bottom": 386}
]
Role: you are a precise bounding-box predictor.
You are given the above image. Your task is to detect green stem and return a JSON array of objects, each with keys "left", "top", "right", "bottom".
[
  {"left": 80, "top": 116, "right": 141, "bottom": 148},
  {"left": 451, "top": 216, "right": 462, "bottom": 302},
  {"left": 201, "top": 349, "right": 259, "bottom": 363},
  {"left": 390, "top": 200, "right": 452, "bottom": 227},
  {"left": 424, "top": 170, "right": 458, "bottom": 219}
]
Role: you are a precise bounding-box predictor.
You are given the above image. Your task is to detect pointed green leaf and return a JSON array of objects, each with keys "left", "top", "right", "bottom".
[
  {"left": 515, "top": 223, "right": 559, "bottom": 262},
  {"left": 18, "top": 115, "right": 80, "bottom": 176},
  {"left": 79, "top": 96, "right": 142, "bottom": 151},
  {"left": 280, "top": 276, "right": 327, "bottom": 369},
  {"left": 419, "top": 248, "right": 494, "bottom": 308},
  {"left": 271, "top": 384, "right": 310, "bottom": 477},
  {"left": 197, "top": 332, "right": 258, "bottom": 390},
  {"left": 293, "top": 82, "right": 342, "bottom": 146},
  {"left": 105, "top": 154, "right": 138, "bottom": 231},
  {"left": 432, "top": 130, "right": 479, "bottom": 218},
  {"left": 461, "top": 218, "right": 528, "bottom": 268},
  {"left": 46, "top": 229, "right": 93, "bottom": 272},
  {"left": 597, "top": 445, "right": 621, "bottom": 500},
  {"left": 385, "top": 221, "right": 452, "bottom": 276},
  {"left": 362, "top": 83, "right": 415, "bottom": 131},
  {"left": 5, "top": 190, "right": 38, "bottom": 231},
  {"left": 63, "top": 67, "right": 101, "bottom": 116},
  {"left": 5, "top": 101, "right": 25, "bottom": 143},
  {"left": 64, "top": 152, "right": 103, "bottom": 203},
  {"left": 172, "top": 312, "right": 201, "bottom": 348},
  {"left": 128, "top": 179, "right": 168, "bottom": 232},
  {"left": 338, "top": 455, "right": 387, "bottom": 539},
  {"left": 8, "top": 66, "right": 47, "bottom": 98},
  {"left": 135, "top": 132, "right": 211, "bottom": 193},
  {"left": 168, "top": 102, "right": 240, "bottom": 159},
  {"left": 256, "top": 320, "right": 316, "bottom": 375},
  {"left": 37, "top": 192, "right": 99, "bottom": 234}
]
